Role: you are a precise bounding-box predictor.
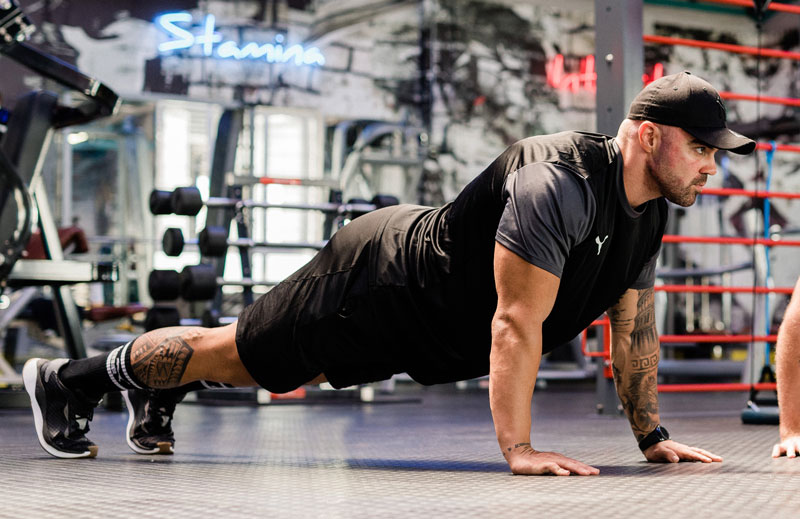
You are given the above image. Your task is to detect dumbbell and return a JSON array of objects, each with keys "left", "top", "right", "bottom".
[
  {"left": 162, "top": 226, "right": 327, "bottom": 257},
  {"left": 145, "top": 306, "right": 237, "bottom": 331},
  {"left": 149, "top": 265, "right": 270, "bottom": 302},
  {"left": 150, "top": 186, "right": 399, "bottom": 217}
]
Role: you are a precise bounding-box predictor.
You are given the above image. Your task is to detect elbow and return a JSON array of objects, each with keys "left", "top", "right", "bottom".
[{"left": 491, "top": 311, "right": 542, "bottom": 349}]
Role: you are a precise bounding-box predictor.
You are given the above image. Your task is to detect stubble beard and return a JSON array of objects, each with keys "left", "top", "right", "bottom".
[{"left": 646, "top": 159, "right": 701, "bottom": 208}]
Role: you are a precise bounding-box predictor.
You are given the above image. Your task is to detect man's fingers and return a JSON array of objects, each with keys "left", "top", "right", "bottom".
[
  {"left": 688, "top": 447, "right": 722, "bottom": 462},
  {"left": 682, "top": 449, "right": 712, "bottom": 463},
  {"left": 771, "top": 439, "right": 800, "bottom": 458},
  {"left": 651, "top": 447, "right": 679, "bottom": 463},
  {"left": 648, "top": 441, "right": 723, "bottom": 463},
  {"left": 546, "top": 463, "right": 570, "bottom": 476},
  {"left": 787, "top": 441, "right": 799, "bottom": 458},
  {"left": 516, "top": 452, "right": 599, "bottom": 476},
  {"left": 772, "top": 443, "right": 783, "bottom": 458},
  {"left": 559, "top": 459, "right": 600, "bottom": 476}
]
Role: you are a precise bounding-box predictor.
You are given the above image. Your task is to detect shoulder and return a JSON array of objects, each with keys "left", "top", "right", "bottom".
[{"left": 507, "top": 162, "right": 595, "bottom": 211}]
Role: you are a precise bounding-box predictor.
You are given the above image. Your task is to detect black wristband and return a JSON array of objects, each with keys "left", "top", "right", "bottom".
[{"left": 638, "top": 425, "right": 670, "bottom": 452}]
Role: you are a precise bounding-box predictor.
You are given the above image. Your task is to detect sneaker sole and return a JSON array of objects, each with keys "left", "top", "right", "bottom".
[
  {"left": 122, "top": 390, "right": 174, "bottom": 455},
  {"left": 22, "top": 359, "right": 98, "bottom": 459}
]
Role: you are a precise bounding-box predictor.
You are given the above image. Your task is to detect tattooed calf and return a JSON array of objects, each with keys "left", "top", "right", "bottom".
[{"left": 131, "top": 336, "right": 194, "bottom": 388}]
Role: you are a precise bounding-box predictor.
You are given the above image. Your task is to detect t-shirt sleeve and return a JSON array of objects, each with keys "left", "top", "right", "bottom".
[
  {"left": 495, "top": 162, "right": 595, "bottom": 278},
  {"left": 629, "top": 247, "right": 660, "bottom": 289}
]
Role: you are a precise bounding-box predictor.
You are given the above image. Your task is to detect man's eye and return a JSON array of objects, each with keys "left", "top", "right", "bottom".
[{"left": 695, "top": 147, "right": 706, "bottom": 155}]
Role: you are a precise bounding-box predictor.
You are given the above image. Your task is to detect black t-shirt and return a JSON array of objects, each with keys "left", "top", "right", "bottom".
[
  {"left": 495, "top": 153, "right": 658, "bottom": 288},
  {"left": 375, "top": 131, "right": 668, "bottom": 385}
]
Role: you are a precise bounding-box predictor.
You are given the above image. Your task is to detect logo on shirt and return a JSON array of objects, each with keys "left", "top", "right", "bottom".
[{"left": 595, "top": 235, "right": 609, "bottom": 255}]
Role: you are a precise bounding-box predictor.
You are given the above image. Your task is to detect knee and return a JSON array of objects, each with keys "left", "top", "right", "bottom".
[{"left": 187, "top": 323, "right": 252, "bottom": 384}]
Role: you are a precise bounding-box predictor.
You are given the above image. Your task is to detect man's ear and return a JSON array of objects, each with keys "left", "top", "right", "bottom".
[{"left": 637, "top": 121, "right": 661, "bottom": 153}]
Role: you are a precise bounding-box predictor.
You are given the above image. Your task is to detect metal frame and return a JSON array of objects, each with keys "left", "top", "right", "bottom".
[{"left": 2, "top": 92, "right": 88, "bottom": 358}]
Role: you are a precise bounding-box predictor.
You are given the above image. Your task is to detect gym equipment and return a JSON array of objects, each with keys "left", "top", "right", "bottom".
[
  {"left": 144, "top": 305, "right": 181, "bottom": 331},
  {"left": 180, "top": 264, "right": 265, "bottom": 301},
  {"left": 162, "top": 226, "right": 327, "bottom": 258},
  {"left": 230, "top": 175, "right": 340, "bottom": 188},
  {"left": 149, "top": 265, "right": 270, "bottom": 302},
  {"left": 0, "top": 4, "right": 36, "bottom": 293},
  {"left": 144, "top": 306, "right": 235, "bottom": 331},
  {"left": 150, "top": 186, "right": 399, "bottom": 217},
  {"left": 148, "top": 269, "right": 181, "bottom": 301},
  {"left": 0, "top": 0, "right": 119, "bottom": 363},
  {"left": 0, "top": 144, "right": 34, "bottom": 294}
]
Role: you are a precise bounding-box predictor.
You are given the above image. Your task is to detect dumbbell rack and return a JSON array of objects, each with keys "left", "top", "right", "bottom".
[{"left": 214, "top": 184, "right": 255, "bottom": 310}]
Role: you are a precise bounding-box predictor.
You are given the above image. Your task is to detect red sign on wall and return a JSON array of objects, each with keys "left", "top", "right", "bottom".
[{"left": 545, "top": 54, "right": 664, "bottom": 93}]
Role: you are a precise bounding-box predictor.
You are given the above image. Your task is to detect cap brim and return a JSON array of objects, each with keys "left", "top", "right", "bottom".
[{"left": 685, "top": 127, "right": 756, "bottom": 155}]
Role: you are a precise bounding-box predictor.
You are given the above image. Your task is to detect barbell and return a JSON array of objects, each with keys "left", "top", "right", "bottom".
[
  {"left": 162, "top": 226, "right": 327, "bottom": 257},
  {"left": 150, "top": 186, "right": 399, "bottom": 217}
]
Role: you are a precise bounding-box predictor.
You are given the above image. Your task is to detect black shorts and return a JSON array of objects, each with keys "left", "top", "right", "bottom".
[{"left": 235, "top": 206, "right": 415, "bottom": 393}]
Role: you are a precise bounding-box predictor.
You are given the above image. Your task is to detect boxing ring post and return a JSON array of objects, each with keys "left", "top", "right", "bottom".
[{"left": 594, "top": 0, "right": 643, "bottom": 136}]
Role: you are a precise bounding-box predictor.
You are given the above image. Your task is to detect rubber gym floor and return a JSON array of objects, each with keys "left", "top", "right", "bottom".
[{"left": 2, "top": 385, "right": 798, "bottom": 519}]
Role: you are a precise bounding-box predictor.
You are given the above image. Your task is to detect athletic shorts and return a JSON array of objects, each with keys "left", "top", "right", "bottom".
[{"left": 235, "top": 206, "right": 415, "bottom": 393}]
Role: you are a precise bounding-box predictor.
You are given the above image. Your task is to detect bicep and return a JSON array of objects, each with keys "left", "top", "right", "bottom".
[
  {"left": 494, "top": 242, "right": 560, "bottom": 328},
  {"left": 495, "top": 163, "right": 594, "bottom": 278}
]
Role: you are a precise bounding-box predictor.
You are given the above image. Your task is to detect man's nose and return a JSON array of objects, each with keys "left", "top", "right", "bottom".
[{"left": 703, "top": 154, "right": 718, "bottom": 175}]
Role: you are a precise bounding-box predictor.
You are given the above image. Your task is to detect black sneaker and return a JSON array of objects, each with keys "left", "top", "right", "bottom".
[
  {"left": 22, "top": 358, "right": 99, "bottom": 459},
  {"left": 123, "top": 389, "right": 179, "bottom": 455}
]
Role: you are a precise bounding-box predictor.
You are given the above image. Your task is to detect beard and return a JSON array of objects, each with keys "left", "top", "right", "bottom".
[{"left": 646, "top": 159, "right": 704, "bottom": 207}]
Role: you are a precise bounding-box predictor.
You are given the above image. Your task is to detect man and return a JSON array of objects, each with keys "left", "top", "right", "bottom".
[
  {"left": 24, "top": 71, "right": 755, "bottom": 475},
  {"left": 772, "top": 275, "right": 800, "bottom": 458}
]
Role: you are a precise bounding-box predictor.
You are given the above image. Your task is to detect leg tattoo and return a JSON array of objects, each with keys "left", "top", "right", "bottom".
[{"left": 131, "top": 332, "right": 194, "bottom": 388}]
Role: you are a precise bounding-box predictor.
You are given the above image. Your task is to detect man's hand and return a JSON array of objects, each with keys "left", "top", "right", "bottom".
[
  {"left": 772, "top": 436, "right": 800, "bottom": 458},
  {"left": 504, "top": 444, "right": 599, "bottom": 476},
  {"left": 643, "top": 439, "right": 722, "bottom": 463}
]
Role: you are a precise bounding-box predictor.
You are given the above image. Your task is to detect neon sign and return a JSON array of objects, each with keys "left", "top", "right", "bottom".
[
  {"left": 546, "top": 54, "right": 664, "bottom": 92},
  {"left": 156, "top": 12, "right": 325, "bottom": 66}
]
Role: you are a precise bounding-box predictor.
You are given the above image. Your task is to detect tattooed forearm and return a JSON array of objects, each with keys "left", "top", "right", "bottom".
[
  {"left": 631, "top": 353, "right": 659, "bottom": 372},
  {"left": 608, "top": 291, "right": 636, "bottom": 334},
  {"left": 616, "top": 370, "right": 660, "bottom": 441},
  {"left": 609, "top": 288, "right": 661, "bottom": 441},
  {"left": 131, "top": 328, "right": 196, "bottom": 388},
  {"left": 630, "top": 288, "right": 658, "bottom": 354}
]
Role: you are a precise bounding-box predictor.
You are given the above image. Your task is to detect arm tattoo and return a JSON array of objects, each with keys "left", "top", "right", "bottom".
[
  {"left": 131, "top": 328, "right": 195, "bottom": 388},
  {"left": 630, "top": 353, "right": 659, "bottom": 372},
  {"left": 631, "top": 288, "right": 658, "bottom": 354},
  {"left": 503, "top": 442, "right": 536, "bottom": 457},
  {"left": 609, "top": 288, "right": 661, "bottom": 441}
]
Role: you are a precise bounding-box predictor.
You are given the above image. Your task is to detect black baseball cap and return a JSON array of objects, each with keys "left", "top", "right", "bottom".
[{"left": 627, "top": 71, "right": 755, "bottom": 155}]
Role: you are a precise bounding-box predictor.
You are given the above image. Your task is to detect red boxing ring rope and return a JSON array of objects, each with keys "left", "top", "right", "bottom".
[
  {"left": 656, "top": 285, "right": 794, "bottom": 295},
  {"left": 660, "top": 334, "right": 777, "bottom": 343},
  {"left": 662, "top": 235, "right": 800, "bottom": 246},
  {"left": 644, "top": 34, "right": 800, "bottom": 60},
  {"left": 700, "top": 0, "right": 800, "bottom": 15},
  {"left": 658, "top": 382, "right": 777, "bottom": 393},
  {"left": 720, "top": 91, "right": 800, "bottom": 107},
  {"left": 700, "top": 187, "right": 800, "bottom": 199},
  {"left": 257, "top": 178, "right": 304, "bottom": 185},
  {"left": 754, "top": 142, "right": 800, "bottom": 153}
]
